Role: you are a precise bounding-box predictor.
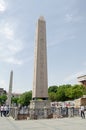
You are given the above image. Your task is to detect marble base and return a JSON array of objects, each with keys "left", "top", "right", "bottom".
[{"left": 29, "top": 100, "right": 51, "bottom": 119}]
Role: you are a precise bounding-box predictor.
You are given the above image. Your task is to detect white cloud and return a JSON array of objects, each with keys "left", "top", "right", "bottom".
[
  {"left": 63, "top": 71, "right": 86, "bottom": 83},
  {"left": 65, "top": 14, "right": 73, "bottom": 23},
  {"left": 3, "top": 24, "right": 14, "bottom": 40},
  {"left": 64, "top": 13, "right": 83, "bottom": 23},
  {"left": 0, "top": 22, "right": 14, "bottom": 40},
  {"left": 48, "top": 32, "right": 75, "bottom": 48},
  {"left": 0, "top": 79, "right": 6, "bottom": 88},
  {"left": 8, "top": 40, "right": 23, "bottom": 53},
  {"left": 4, "top": 57, "right": 23, "bottom": 65},
  {"left": 0, "top": 22, "right": 24, "bottom": 65},
  {"left": 0, "top": 0, "right": 6, "bottom": 12},
  {"left": 13, "top": 88, "right": 24, "bottom": 94}
]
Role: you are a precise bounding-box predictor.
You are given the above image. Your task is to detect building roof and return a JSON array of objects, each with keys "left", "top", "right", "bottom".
[{"left": 77, "top": 75, "right": 86, "bottom": 82}]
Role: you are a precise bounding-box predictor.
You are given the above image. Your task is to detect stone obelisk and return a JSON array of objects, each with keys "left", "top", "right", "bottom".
[
  {"left": 32, "top": 16, "right": 48, "bottom": 100},
  {"left": 30, "top": 16, "right": 51, "bottom": 119},
  {"left": 7, "top": 70, "right": 13, "bottom": 107}
]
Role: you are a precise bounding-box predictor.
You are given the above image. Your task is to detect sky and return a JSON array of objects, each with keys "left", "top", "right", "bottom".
[{"left": 0, "top": 0, "right": 86, "bottom": 93}]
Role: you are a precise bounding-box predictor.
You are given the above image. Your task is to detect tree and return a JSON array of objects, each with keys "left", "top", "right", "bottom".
[
  {"left": 82, "top": 85, "right": 86, "bottom": 95},
  {"left": 0, "top": 94, "right": 7, "bottom": 105},
  {"left": 18, "top": 91, "right": 32, "bottom": 106},
  {"left": 11, "top": 97, "right": 19, "bottom": 106},
  {"left": 65, "top": 87, "right": 73, "bottom": 100},
  {"left": 48, "top": 86, "right": 58, "bottom": 93},
  {"left": 70, "top": 84, "right": 83, "bottom": 99},
  {"left": 48, "top": 92, "right": 56, "bottom": 101},
  {"left": 55, "top": 84, "right": 85, "bottom": 101},
  {"left": 56, "top": 86, "right": 66, "bottom": 101}
]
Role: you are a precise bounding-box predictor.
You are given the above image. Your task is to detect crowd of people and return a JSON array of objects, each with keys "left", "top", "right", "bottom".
[
  {"left": 51, "top": 103, "right": 86, "bottom": 119},
  {"left": 0, "top": 104, "right": 86, "bottom": 119},
  {"left": 0, "top": 105, "right": 9, "bottom": 117}
]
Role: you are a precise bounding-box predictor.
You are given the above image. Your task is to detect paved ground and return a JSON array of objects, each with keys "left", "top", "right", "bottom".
[{"left": 0, "top": 116, "right": 86, "bottom": 130}]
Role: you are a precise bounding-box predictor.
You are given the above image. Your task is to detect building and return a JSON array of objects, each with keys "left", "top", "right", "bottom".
[
  {"left": 0, "top": 88, "right": 7, "bottom": 95},
  {"left": 77, "top": 75, "right": 86, "bottom": 86},
  {"left": 75, "top": 97, "right": 86, "bottom": 108},
  {"left": 12, "top": 93, "right": 21, "bottom": 98}
]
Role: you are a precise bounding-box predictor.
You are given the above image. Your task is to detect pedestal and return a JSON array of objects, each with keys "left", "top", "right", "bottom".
[{"left": 29, "top": 100, "right": 51, "bottom": 119}]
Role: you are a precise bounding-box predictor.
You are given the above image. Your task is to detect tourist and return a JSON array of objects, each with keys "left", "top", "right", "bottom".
[
  {"left": 0, "top": 105, "right": 4, "bottom": 117},
  {"left": 80, "top": 105, "right": 85, "bottom": 119},
  {"left": 4, "top": 105, "right": 8, "bottom": 117}
]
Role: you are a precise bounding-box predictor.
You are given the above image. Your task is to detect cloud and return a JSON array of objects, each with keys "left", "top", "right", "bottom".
[
  {"left": 4, "top": 57, "right": 23, "bottom": 65},
  {"left": 0, "top": 0, "right": 7, "bottom": 12},
  {"left": 65, "top": 14, "right": 73, "bottom": 23},
  {"left": 0, "top": 79, "right": 6, "bottom": 88},
  {"left": 0, "top": 22, "right": 24, "bottom": 65},
  {"left": 48, "top": 32, "right": 75, "bottom": 48},
  {"left": 0, "top": 45, "right": 23, "bottom": 65},
  {"left": 0, "top": 22, "right": 14, "bottom": 40},
  {"left": 64, "top": 13, "right": 83, "bottom": 23},
  {"left": 63, "top": 71, "right": 86, "bottom": 83},
  {"left": 7, "top": 39, "right": 23, "bottom": 54},
  {"left": 3, "top": 23, "right": 14, "bottom": 40}
]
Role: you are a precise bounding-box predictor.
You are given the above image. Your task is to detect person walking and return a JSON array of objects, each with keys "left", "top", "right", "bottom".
[
  {"left": 80, "top": 105, "right": 85, "bottom": 119},
  {"left": 4, "top": 105, "right": 8, "bottom": 117},
  {"left": 0, "top": 105, "right": 4, "bottom": 117}
]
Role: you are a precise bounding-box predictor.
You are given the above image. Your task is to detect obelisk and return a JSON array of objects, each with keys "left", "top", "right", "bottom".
[
  {"left": 7, "top": 70, "right": 13, "bottom": 107},
  {"left": 32, "top": 16, "right": 48, "bottom": 100},
  {"left": 30, "top": 16, "right": 51, "bottom": 119}
]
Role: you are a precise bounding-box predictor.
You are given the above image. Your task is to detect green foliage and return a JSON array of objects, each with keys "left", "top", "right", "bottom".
[
  {"left": 48, "top": 84, "right": 85, "bottom": 102},
  {"left": 65, "top": 87, "right": 73, "bottom": 99},
  {"left": 71, "top": 85, "right": 83, "bottom": 99},
  {"left": 48, "top": 92, "right": 57, "bottom": 101},
  {"left": 11, "top": 97, "right": 19, "bottom": 106},
  {"left": 0, "top": 94, "right": 7, "bottom": 105},
  {"left": 18, "top": 91, "right": 32, "bottom": 106},
  {"left": 56, "top": 85, "right": 67, "bottom": 101},
  {"left": 82, "top": 85, "right": 86, "bottom": 95},
  {"left": 48, "top": 86, "right": 58, "bottom": 93}
]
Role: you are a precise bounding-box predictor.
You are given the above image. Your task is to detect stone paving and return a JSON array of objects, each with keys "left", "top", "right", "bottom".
[{"left": 0, "top": 116, "right": 86, "bottom": 130}]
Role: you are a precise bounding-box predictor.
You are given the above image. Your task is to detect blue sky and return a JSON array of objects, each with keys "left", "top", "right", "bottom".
[{"left": 0, "top": 0, "right": 86, "bottom": 93}]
